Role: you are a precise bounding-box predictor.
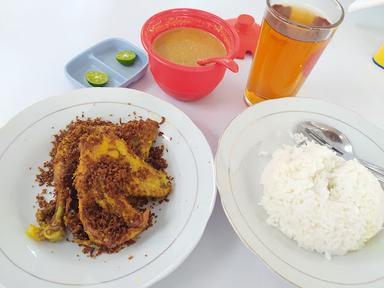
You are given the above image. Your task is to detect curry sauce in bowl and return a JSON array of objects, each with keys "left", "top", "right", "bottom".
[
  {"left": 152, "top": 27, "right": 227, "bottom": 67},
  {"left": 141, "top": 8, "right": 239, "bottom": 100}
]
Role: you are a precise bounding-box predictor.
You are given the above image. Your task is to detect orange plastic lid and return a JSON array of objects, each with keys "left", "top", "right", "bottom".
[{"left": 226, "top": 14, "right": 260, "bottom": 59}]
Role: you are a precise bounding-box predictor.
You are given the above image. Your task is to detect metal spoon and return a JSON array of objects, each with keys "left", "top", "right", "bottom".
[{"left": 297, "top": 121, "right": 384, "bottom": 182}]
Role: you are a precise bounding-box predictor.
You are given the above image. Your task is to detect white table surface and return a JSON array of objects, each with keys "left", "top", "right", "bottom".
[{"left": 1, "top": 0, "right": 383, "bottom": 287}]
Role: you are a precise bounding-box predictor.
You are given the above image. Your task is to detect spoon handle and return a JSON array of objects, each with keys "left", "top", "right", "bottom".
[
  {"left": 197, "top": 58, "right": 239, "bottom": 73},
  {"left": 358, "top": 158, "right": 384, "bottom": 183}
]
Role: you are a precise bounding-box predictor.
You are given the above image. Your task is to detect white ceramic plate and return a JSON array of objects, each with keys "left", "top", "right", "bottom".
[
  {"left": 0, "top": 88, "right": 215, "bottom": 288},
  {"left": 215, "top": 98, "right": 384, "bottom": 288}
]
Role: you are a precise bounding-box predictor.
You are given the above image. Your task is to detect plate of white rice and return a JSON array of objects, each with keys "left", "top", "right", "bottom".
[{"left": 215, "top": 98, "right": 384, "bottom": 288}]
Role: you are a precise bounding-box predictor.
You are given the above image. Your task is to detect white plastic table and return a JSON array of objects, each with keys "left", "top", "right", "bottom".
[{"left": 1, "top": 0, "right": 383, "bottom": 287}]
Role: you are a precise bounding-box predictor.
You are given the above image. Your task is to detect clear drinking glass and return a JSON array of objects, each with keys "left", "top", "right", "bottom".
[{"left": 244, "top": 0, "right": 344, "bottom": 105}]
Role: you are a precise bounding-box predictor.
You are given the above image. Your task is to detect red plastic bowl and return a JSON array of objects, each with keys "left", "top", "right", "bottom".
[{"left": 141, "top": 8, "right": 240, "bottom": 101}]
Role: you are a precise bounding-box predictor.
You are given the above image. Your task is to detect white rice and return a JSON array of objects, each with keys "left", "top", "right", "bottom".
[{"left": 260, "top": 141, "right": 384, "bottom": 258}]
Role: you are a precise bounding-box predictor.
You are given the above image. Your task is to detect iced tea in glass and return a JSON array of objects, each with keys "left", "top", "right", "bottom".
[{"left": 245, "top": 0, "right": 344, "bottom": 105}]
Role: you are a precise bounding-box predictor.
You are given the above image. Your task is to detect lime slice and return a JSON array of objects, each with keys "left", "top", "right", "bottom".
[
  {"left": 115, "top": 50, "right": 137, "bottom": 66},
  {"left": 85, "top": 71, "right": 108, "bottom": 87}
]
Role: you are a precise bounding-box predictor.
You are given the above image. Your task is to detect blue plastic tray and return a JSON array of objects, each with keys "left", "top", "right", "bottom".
[{"left": 65, "top": 38, "right": 148, "bottom": 88}]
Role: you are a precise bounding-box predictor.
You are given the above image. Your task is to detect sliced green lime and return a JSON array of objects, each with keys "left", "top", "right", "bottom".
[
  {"left": 115, "top": 50, "right": 137, "bottom": 66},
  {"left": 85, "top": 70, "right": 108, "bottom": 87}
]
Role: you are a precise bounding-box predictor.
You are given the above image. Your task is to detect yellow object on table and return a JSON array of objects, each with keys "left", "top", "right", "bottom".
[{"left": 373, "top": 43, "right": 384, "bottom": 69}]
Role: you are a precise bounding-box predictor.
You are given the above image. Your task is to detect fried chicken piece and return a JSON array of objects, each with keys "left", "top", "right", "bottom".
[
  {"left": 27, "top": 125, "right": 89, "bottom": 241},
  {"left": 114, "top": 119, "right": 159, "bottom": 159},
  {"left": 75, "top": 132, "right": 164, "bottom": 247},
  {"left": 78, "top": 132, "right": 172, "bottom": 198},
  {"left": 27, "top": 119, "right": 160, "bottom": 242}
]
